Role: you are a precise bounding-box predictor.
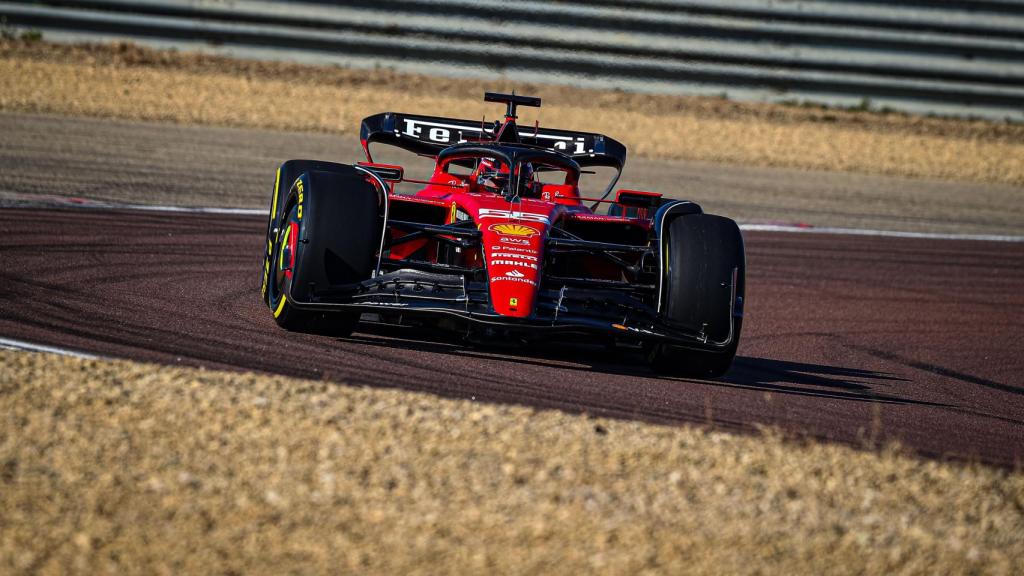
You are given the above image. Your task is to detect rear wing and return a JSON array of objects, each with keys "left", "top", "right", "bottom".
[{"left": 359, "top": 112, "right": 627, "bottom": 171}]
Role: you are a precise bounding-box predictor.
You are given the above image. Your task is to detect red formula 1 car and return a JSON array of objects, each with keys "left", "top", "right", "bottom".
[{"left": 261, "top": 92, "right": 744, "bottom": 377}]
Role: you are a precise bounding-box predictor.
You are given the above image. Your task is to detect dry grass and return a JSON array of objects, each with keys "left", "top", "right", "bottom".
[
  {"left": 2, "top": 40, "right": 1023, "bottom": 187},
  {"left": 1, "top": 350, "right": 1022, "bottom": 575}
]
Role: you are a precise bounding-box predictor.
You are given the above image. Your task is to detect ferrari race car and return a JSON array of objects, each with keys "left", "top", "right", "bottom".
[{"left": 261, "top": 92, "right": 744, "bottom": 377}]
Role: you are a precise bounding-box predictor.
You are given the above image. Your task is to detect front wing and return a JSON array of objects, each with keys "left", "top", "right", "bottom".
[{"left": 282, "top": 268, "right": 739, "bottom": 351}]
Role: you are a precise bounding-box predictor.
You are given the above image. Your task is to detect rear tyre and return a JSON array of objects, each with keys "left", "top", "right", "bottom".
[
  {"left": 648, "top": 214, "right": 745, "bottom": 378},
  {"left": 266, "top": 168, "right": 382, "bottom": 336}
]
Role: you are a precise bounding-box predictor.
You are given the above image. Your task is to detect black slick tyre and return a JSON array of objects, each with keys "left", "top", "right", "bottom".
[
  {"left": 266, "top": 167, "right": 382, "bottom": 336},
  {"left": 648, "top": 214, "right": 745, "bottom": 378},
  {"left": 262, "top": 159, "right": 353, "bottom": 306}
]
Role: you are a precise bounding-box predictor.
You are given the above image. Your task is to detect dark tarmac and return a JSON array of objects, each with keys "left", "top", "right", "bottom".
[{"left": 2, "top": 207, "right": 1021, "bottom": 465}]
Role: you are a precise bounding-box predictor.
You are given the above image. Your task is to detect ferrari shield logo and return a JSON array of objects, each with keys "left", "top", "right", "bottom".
[{"left": 489, "top": 223, "right": 538, "bottom": 237}]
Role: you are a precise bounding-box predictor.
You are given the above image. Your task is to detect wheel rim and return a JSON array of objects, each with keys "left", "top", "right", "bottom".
[{"left": 272, "top": 205, "right": 300, "bottom": 305}]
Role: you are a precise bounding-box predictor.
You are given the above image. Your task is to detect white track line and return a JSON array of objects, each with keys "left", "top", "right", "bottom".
[
  {"left": 67, "top": 200, "right": 264, "bottom": 216},
  {"left": 0, "top": 336, "right": 103, "bottom": 360},
  {"left": 117, "top": 204, "right": 264, "bottom": 216},
  {"left": 13, "top": 197, "right": 1024, "bottom": 242},
  {"left": 739, "top": 223, "right": 1024, "bottom": 243}
]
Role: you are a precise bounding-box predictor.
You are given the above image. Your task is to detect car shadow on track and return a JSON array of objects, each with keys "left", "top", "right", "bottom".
[
  {"left": 343, "top": 323, "right": 940, "bottom": 407},
  {"left": 715, "top": 357, "right": 939, "bottom": 406}
]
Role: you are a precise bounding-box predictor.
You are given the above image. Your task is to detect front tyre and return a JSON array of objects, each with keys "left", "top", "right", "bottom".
[
  {"left": 262, "top": 159, "right": 353, "bottom": 307},
  {"left": 648, "top": 214, "right": 745, "bottom": 378},
  {"left": 267, "top": 168, "right": 382, "bottom": 336}
]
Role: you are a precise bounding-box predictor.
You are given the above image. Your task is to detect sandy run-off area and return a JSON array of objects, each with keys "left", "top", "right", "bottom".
[{"left": 2, "top": 351, "right": 1022, "bottom": 575}]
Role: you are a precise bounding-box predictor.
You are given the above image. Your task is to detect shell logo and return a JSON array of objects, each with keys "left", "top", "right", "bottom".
[{"left": 489, "top": 223, "right": 538, "bottom": 237}]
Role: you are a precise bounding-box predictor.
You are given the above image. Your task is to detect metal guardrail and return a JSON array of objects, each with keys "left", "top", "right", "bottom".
[{"left": 2, "top": 0, "right": 1022, "bottom": 120}]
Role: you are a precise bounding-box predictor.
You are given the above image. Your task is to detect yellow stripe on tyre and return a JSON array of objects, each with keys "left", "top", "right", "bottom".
[
  {"left": 269, "top": 167, "right": 281, "bottom": 229},
  {"left": 273, "top": 294, "right": 288, "bottom": 318}
]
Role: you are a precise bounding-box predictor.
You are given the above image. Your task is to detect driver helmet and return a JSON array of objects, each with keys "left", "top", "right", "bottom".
[
  {"left": 476, "top": 158, "right": 510, "bottom": 194},
  {"left": 517, "top": 162, "right": 538, "bottom": 198}
]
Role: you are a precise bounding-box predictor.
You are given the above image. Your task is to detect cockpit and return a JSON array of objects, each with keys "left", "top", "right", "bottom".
[{"left": 434, "top": 144, "right": 581, "bottom": 202}]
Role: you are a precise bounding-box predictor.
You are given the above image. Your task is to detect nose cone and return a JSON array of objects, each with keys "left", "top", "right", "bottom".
[{"left": 482, "top": 222, "right": 544, "bottom": 318}]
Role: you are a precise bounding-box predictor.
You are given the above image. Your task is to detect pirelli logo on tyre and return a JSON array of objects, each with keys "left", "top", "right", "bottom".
[
  {"left": 293, "top": 176, "right": 306, "bottom": 220},
  {"left": 488, "top": 223, "right": 538, "bottom": 237}
]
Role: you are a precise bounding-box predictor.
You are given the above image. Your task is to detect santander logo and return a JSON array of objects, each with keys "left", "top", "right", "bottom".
[{"left": 505, "top": 269, "right": 525, "bottom": 278}]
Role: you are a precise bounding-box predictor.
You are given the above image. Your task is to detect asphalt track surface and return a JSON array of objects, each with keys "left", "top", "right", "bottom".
[
  {"left": 2, "top": 205, "right": 1022, "bottom": 465},
  {"left": 1, "top": 113, "right": 1022, "bottom": 466}
]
